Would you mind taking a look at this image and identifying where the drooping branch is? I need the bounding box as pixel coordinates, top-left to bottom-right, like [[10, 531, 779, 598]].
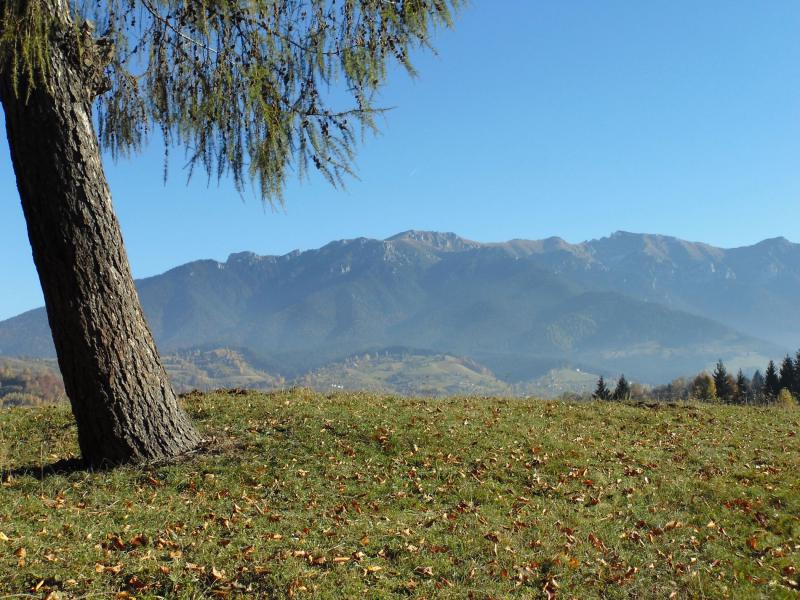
[[3, 0, 462, 201]]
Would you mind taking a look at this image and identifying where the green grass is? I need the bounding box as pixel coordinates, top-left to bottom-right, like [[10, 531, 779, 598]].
[[0, 391, 798, 599]]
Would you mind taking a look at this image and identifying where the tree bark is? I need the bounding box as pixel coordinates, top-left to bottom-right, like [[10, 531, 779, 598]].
[[0, 7, 201, 466]]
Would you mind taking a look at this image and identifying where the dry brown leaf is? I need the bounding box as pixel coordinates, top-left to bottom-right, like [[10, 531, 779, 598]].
[[127, 575, 148, 590], [95, 562, 124, 574], [109, 535, 126, 550]]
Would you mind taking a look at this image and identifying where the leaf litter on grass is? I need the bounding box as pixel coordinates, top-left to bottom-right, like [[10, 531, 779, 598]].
[[0, 390, 797, 598]]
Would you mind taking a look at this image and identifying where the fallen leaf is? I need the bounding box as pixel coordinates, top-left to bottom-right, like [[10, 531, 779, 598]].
[[127, 575, 147, 590]]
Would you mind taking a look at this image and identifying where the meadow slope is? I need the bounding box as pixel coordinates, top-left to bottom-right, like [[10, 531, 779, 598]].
[[0, 391, 798, 598]]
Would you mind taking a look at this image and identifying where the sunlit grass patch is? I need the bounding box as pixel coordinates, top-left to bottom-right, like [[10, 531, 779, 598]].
[[1, 391, 798, 598]]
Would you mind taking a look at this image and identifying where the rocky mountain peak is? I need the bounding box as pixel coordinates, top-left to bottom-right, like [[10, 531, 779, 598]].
[[387, 230, 480, 252], [227, 251, 264, 264]]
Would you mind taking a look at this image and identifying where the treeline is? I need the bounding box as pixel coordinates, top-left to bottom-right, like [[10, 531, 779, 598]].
[[591, 374, 637, 402], [0, 359, 66, 407], [593, 350, 800, 406]]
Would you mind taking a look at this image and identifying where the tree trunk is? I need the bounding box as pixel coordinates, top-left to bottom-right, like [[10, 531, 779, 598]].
[[0, 8, 201, 466]]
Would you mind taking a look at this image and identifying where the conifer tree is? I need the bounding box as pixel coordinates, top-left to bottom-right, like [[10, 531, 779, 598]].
[[779, 355, 795, 395], [751, 369, 765, 405], [764, 360, 780, 402], [735, 369, 749, 405], [712, 359, 733, 403], [612, 374, 631, 401], [0, 0, 461, 466], [593, 376, 612, 401], [793, 349, 800, 399]]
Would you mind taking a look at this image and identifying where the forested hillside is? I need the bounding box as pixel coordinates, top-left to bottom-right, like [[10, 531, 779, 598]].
[[1, 231, 791, 385], [0, 357, 64, 407]]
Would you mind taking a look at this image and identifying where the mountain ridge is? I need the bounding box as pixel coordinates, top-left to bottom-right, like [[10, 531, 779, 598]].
[[1, 230, 794, 384]]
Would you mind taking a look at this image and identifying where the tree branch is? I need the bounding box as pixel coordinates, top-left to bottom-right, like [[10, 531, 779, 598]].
[[139, 0, 217, 55]]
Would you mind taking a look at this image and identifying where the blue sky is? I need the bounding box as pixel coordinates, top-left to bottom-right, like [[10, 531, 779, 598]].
[[2, 1, 799, 320]]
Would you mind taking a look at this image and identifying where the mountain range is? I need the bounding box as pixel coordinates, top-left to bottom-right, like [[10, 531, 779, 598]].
[[1, 230, 797, 389]]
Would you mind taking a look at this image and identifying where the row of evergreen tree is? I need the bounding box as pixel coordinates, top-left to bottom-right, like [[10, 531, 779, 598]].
[[592, 374, 631, 402], [699, 351, 800, 404], [592, 349, 800, 405]]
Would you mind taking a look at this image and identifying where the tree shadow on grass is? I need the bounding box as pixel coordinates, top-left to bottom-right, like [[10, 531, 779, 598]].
[[3, 457, 87, 481], [2, 438, 226, 481]]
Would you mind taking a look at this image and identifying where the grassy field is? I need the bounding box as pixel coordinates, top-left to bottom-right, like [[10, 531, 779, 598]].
[[0, 391, 798, 599]]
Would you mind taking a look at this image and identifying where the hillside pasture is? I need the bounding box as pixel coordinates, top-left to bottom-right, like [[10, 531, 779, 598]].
[[0, 391, 797, 598]]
